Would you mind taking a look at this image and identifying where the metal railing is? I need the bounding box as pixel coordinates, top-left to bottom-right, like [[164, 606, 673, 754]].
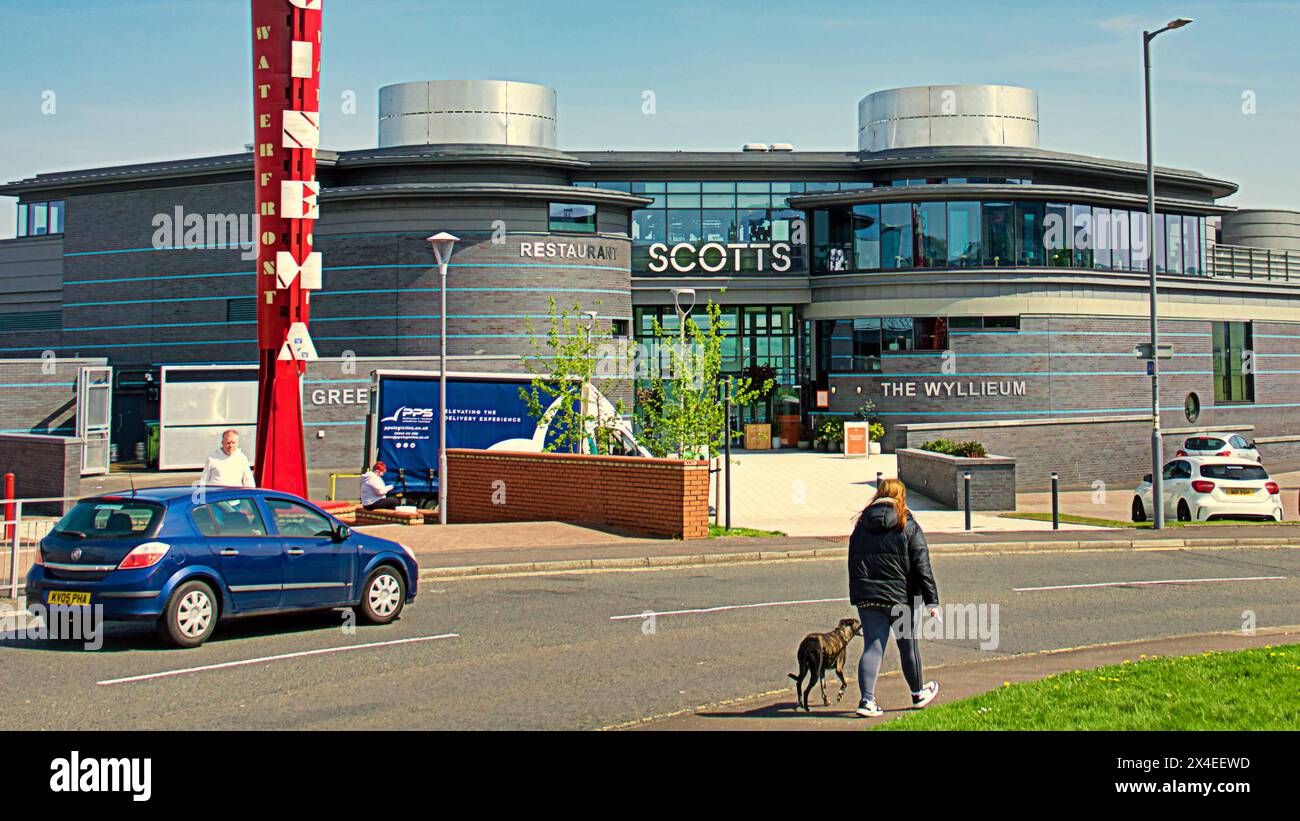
[[327, 473, 363, 501], [2, 497, 71, 599], [1207, 242, 1300, 282]]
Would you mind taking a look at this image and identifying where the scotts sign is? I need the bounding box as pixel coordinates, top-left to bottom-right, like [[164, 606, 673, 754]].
[[250, 0, 324, 495], [646, 242, 794, 274]]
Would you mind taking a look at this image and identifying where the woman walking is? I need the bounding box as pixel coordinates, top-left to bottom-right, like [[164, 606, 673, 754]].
[[848, 478, 940, 717]]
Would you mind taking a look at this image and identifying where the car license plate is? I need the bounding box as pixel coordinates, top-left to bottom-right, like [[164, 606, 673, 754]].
[[1225, 488, 1255, 496], [46, 591, 91, 606]]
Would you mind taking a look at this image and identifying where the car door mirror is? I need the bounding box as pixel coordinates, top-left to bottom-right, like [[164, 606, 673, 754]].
[[1143, 473, 1152, 484], [333, 525, 351, 542]]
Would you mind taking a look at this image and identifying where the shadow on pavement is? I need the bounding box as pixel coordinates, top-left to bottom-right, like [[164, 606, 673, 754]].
[[0, 607, 355, 654]]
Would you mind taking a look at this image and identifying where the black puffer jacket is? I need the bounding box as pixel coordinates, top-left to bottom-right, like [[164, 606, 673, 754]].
[[847, 500, 939, 607]]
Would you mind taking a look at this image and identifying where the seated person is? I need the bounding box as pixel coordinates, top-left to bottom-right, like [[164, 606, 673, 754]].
[[359, 461, 400, 511]]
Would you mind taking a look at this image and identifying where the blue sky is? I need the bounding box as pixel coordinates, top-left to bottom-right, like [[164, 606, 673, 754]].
[[1, 0, 1297, 238]]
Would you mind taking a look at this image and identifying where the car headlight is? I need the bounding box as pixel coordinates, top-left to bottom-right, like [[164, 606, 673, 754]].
[[398, 542, 417, 562]]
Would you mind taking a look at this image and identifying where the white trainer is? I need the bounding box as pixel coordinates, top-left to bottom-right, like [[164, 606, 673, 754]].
[[911, 680, 939, 708]]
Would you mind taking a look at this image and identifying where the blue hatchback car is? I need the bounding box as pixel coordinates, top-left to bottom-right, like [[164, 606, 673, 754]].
[[26, 487, 419, 647]]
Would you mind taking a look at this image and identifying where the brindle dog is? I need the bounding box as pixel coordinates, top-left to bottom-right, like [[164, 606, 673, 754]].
[[788, 618, 862, 711]]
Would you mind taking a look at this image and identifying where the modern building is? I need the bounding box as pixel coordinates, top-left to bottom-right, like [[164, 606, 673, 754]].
[[3, 80, 1300, 487]]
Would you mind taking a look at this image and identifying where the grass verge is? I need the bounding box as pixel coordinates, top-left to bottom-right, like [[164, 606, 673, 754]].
[[1002, 512, 1299, 529], [876, 643, 1300, 730], [708, 524, 786, 538]]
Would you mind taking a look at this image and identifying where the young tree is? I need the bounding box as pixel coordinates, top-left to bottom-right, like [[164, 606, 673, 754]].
[[635, 299, 771, 459], [519, 298, 628, 454]]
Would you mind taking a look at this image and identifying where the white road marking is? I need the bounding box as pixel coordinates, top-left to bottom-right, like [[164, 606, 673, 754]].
[[1014, 576, 1286, 593], [609, 597, 848, 621], [96, 633, 460, 686]]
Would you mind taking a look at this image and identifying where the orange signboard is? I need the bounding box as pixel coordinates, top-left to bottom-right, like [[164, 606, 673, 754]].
[[843, 421, 870, 457]]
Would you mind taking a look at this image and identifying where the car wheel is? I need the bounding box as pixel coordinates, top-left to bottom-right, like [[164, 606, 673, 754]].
[[1128, 496, 1149, 522], [355, 565, 405, 625], [1177, 499, 1192, 523], [157, 579, 218, 648], [1131, 497, 1146, 523]]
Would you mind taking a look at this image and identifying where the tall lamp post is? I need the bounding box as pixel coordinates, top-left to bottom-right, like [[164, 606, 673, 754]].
[[1143, 17, 1192, 530], [669, 288, 696, 456], [427, 232, 459, 525]]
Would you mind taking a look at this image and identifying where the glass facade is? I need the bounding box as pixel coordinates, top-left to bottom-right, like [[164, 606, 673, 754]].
[[633, 303, 797, 384], [812, 199, 1208, 277], [576, 177, 1036, 275]]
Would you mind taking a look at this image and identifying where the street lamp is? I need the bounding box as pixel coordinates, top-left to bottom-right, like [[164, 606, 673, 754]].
[[669, 288, 696, 456], [427, 232, 458, 525], [1142, 17, 1192, 530]]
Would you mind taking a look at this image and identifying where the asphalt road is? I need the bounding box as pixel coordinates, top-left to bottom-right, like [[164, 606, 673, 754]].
[[2, 546, 1297, 730]]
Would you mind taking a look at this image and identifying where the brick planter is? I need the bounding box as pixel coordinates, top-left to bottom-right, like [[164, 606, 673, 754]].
[[897, 448, 1017, 511], [445, 449, 710, 539], [0, 433, 83, 514]]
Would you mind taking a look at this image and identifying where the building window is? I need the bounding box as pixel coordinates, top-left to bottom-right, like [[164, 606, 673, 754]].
[[982, 201, 1014, 266], [548, 202, 597, 233], [949, 315, 1020, 332], [1182, 214, 1200, 275], [880, 203, 913, 269], [1046, 203, 1072, 267], [15, 201, 64, 237], [1016, 201, 1045, 266], [1093, 207, 1112, 270], [700, 209, 736, 243], [851, 204, 880, 270], [1212, 321, 1254, 403], [852, 318, 882, 372], [947, 202, 981, 268], [666, 209, 701, 243], [914, 317, 949, 350], [882, 317, 914, 352], [1072, 204, 1093, 268], [1131, 210, 1149, 271], [1167, 215, 1184, 274], [916, 202, 947, 267]]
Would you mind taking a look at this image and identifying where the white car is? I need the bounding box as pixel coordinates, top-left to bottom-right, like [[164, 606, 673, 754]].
[[1133, 456, 1282, 523], [1175, 432, 1262, 463]]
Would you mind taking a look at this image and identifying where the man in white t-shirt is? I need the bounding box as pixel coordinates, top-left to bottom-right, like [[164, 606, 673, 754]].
[[201, 429, 256, 488], [359, 461, 399, 510]]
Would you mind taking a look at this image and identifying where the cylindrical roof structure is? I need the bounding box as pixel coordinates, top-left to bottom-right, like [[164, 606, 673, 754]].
[[378, 80, 558, 149], [1220, 209, 1300, 252], [858, 84, 1039, 152]]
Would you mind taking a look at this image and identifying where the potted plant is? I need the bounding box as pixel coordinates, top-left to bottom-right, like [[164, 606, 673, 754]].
[[868, 421, 885, 455], [817, 418, 845, 452]]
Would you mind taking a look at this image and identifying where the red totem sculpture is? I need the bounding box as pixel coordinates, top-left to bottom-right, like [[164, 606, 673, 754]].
[[250, 0, 323, 494]]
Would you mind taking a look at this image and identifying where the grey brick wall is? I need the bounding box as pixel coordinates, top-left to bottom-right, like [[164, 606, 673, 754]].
[[826, 313, 1300, 464], [896, 448, 1017, 510], [0, 358, 106, 437], [0, 433, 82, 512], [899, 418, 1262, 492]]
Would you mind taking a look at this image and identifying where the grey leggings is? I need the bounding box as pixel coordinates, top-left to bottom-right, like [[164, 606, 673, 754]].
[[856, 606, 924, 702]]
